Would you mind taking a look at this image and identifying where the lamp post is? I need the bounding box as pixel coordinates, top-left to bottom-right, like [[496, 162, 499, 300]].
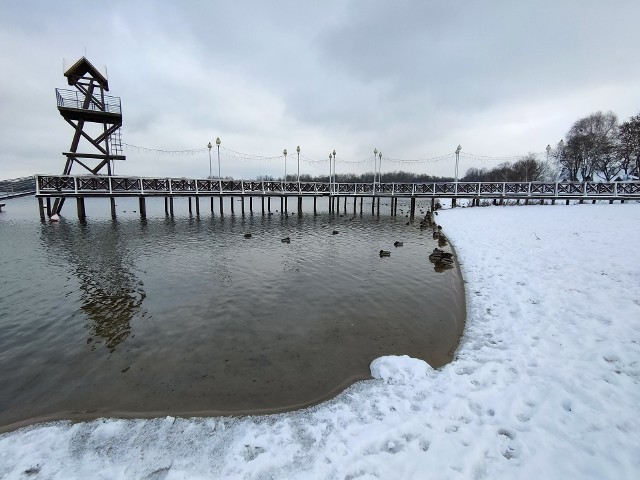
[[545, 144, 551, 182], [378, 151, 382, 184], [296, 146, 300, 183], [373, 148, 378, 185], [328, 153, 333, 191], [207, 142, 212, 178], [283, 149, 288, 182], [332, 149, 337, 192], [455, 145, 462, 183], [215, 137, 221, 179]]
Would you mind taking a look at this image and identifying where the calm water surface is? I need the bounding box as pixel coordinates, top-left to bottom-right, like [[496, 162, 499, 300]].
[[0, 195, 464, 429]]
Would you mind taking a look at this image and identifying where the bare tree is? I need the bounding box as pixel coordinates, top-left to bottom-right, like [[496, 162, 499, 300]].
[[556, 111, 619, 181], [617, 113, 640, 179], [462, 167, 487, 182], [512, 154, 547, 181]]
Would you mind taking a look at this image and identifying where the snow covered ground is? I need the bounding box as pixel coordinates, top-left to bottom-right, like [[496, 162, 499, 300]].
[[1, 202, 640, 479]]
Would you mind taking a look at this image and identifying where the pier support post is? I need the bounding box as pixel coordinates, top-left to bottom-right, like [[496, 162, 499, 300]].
[[285, 196, 288, 213], [38, 197, 45, 221], [280, 196, 284, 213], [220, 196, 224, 215], [371, 196, 375, 215], [268, 196, 271, 212], [195, 196, 200, 215], [230, 196, 235, 214], [410, 197, 416, 220], [360, 196, 363, 214], [376, 197, 380, 216], [169, 197, 174, 216], [188, 197, 192, 214], [298, 196, 302, 214], [139, 197, 147, 218], [76, 197, 86, 220], [250, 196, 253, 213], [452, 198, 457, 208], [261, 197, 265, 215], [164, 197, 168, 215], [241, 197, 245, 215], [211, 197, 214, 213], [110, 197, 116, 218], [353, 197, 357, 215], [314, 196, 317, 215], [46, 198, 52, 217]]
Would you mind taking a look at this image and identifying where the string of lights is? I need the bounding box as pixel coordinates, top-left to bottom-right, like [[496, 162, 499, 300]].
[[122, 142, 207, 155], [122, 142, 543, 166]]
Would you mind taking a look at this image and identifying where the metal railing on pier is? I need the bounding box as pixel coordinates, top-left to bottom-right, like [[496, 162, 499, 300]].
[[0, 176, 36, 199], [35, 174, 640, 199]]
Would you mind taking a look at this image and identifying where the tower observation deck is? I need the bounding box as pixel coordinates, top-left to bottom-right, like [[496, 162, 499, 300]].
[[51, 57, 126, 215]]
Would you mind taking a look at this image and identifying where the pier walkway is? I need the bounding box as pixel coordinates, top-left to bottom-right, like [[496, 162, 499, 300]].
[[35, 174, 640, 220]]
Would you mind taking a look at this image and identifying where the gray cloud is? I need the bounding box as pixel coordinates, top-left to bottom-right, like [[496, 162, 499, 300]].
[[1, 0, 639, 180]]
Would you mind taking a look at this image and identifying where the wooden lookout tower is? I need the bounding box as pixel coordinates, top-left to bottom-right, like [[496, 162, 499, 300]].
[[51, 57, 125, 215]]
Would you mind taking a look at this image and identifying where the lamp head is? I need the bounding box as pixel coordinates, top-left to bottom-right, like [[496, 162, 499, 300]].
[[283, 149, 287, 156], [455, 145, 462, 154], [332, 149, 336, 156], [207, 142, 212, 150], [297, 146, 300, 153], [216, 137, 221, 146]]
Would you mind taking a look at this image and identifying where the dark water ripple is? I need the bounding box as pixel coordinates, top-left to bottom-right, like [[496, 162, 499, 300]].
[[0, 196, 464, 428]]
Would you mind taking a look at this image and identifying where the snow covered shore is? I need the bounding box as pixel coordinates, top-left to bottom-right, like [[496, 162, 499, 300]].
[[1, 203, 639, 479]]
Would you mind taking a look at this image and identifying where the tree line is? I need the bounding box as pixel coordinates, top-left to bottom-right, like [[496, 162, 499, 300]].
[[248, 110, 639, 184], [462, 111, 640, 183], [552, 111, 640, 181]]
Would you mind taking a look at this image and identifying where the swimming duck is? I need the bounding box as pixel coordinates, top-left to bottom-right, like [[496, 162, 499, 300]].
[[394, 241, 403, 247], [281, 237, 291, 243], [332, 230, 339, 235], [379, 250, 391, 257], [244, 233, 252, 238]]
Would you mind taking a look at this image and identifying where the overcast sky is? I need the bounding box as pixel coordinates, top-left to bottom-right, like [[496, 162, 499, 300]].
[[1, 0, 639, 180]]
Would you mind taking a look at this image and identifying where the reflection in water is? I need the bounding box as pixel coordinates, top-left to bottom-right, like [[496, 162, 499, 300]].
[[0, 196, 464, 428], [40, 220, 146, 351]]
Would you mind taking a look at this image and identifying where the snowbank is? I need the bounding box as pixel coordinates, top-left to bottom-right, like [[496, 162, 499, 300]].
[[1, 203, 639, 479]]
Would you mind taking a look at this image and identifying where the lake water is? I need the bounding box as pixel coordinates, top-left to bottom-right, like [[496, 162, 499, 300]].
[[0, 195, 465, 430]]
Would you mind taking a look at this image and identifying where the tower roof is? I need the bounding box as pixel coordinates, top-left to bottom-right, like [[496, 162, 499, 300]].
[[64, 57, 109, 91]]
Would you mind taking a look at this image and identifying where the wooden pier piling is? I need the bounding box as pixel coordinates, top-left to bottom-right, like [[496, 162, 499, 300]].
[[139, 197, 146, 217], [38, 197, 45, 221], [76, 197, 86, 220]]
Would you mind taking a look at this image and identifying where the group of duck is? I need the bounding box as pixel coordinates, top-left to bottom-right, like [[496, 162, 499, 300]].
[[379, 241, 403, 257], [243, 210, 454, 267]]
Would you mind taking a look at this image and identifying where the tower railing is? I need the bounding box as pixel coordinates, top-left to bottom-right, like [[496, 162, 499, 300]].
[[55, 88, 122, 115]]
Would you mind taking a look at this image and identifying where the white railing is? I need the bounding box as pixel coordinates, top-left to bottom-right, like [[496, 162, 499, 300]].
[[35, 175, 640, 198]]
